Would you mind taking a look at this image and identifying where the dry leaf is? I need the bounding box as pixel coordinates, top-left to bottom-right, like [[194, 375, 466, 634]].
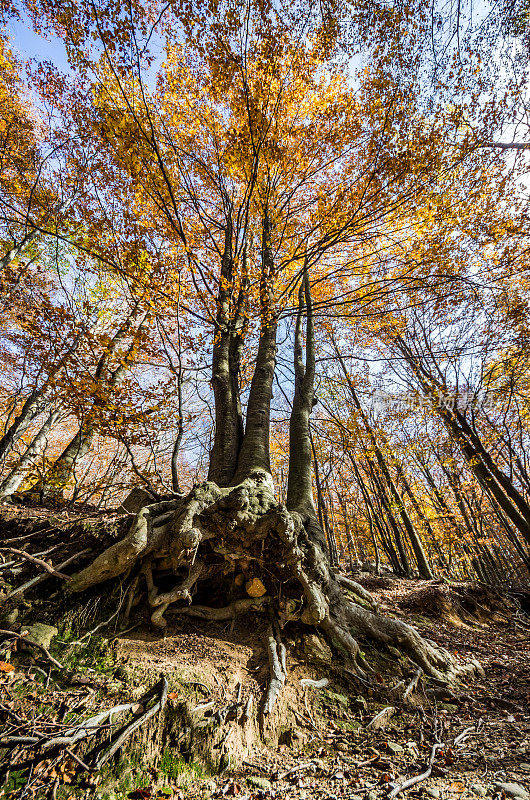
[[0, 661, 15, 673]]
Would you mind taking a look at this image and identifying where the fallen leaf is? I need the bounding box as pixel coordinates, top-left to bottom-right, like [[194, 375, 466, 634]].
[[128, 788, 152, 799], [0, 661, 14, 673]]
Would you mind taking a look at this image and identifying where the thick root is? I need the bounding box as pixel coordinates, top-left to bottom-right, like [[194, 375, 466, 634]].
[[263, 620, 287, 714], [67, 473, 480, 686], [147, 559, 205, 628], [344, 601, 483, 683], [172, 596, 270, 620], [337, 574, 380, 611]]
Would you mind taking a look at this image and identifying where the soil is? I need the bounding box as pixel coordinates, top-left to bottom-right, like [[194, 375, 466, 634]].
[[0, 505, 529, 800]]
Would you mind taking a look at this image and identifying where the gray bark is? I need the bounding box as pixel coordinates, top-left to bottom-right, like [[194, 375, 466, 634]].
[[208, 221, 246, 486], [232, 217, 276, 484], [0, 407, 64, 499]]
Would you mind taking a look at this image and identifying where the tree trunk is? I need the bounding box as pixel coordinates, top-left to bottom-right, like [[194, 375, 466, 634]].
[[0, 407, 64, 500]]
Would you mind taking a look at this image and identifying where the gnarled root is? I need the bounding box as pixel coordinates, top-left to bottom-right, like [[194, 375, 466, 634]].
[[344, 601, 483, 683], [66, 473, 480, 687], [337, 574, 380, 611], [146, 559, 205, 628], [172, 596, 270, 620]]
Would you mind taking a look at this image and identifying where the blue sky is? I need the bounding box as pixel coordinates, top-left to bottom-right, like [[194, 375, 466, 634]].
[[7, 13, 69, 71]]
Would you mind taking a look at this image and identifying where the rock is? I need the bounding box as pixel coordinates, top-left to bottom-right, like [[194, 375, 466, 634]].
[[117, 487, 154, 514], [247, 777, 272, 790], [387, 742, 404, 755], [471, 785, 488, 797], [246, 578, 267, 598], [0, 608, 18, 626], [494, 784, 529, 800], [367, 791, 378, 800], [424, 789, 440, 799], [303, 633, 333, 665], [25, 623, 57, 649]]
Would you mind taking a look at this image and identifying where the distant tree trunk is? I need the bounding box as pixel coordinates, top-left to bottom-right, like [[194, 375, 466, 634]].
[[333, 342, 433, 579], [0, 407, 63, 500], [396, 337, 530, 547]]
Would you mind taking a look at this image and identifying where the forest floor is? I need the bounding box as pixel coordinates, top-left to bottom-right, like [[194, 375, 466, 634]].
[[0, 505, 529, 800]]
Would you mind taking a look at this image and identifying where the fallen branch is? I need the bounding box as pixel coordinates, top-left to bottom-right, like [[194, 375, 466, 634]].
[[93, 676, 168, 769], [5, 550, 90, 600], [275, 762, 314, 781], [0, 548, 71, 580]]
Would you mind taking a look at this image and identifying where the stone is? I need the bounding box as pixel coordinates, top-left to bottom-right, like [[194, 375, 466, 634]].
[[246, 578, 267, 598], [424, 789, 440, 799], [117, 487, 154, 514], [387, 742, 404, 755], [303, 634, 333, 665], [247, 777, 272, 790], [471, 785, 487, 797], [25, 623, 57, 649], [0, 608, 18, 626], [494, 784, 529, 800], [367, 791, 378, 800]]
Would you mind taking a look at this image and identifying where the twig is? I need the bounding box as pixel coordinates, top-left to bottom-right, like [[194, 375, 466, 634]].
[[0, 630, 63, 669], [93, 677, 168, 769], [276, 762, 313, 781], [403, 668, 423, 702]]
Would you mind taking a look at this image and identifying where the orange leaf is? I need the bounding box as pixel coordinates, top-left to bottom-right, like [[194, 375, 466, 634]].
[[0, 662, 14, 673]]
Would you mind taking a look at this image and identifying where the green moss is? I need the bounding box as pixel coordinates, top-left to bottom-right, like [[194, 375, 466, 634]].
[[159, 751, 205, 782]]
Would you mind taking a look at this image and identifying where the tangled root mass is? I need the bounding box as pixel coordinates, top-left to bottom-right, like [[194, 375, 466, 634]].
[[69, 472, 481, 692]]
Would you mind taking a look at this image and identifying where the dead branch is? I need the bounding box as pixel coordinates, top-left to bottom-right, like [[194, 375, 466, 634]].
[[5, 549, 90, 600], [0, 548, 71, 580], [92, 676, 168, 769]]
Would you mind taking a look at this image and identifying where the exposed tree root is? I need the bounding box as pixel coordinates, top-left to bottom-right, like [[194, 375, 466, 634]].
[[263, 620, 287, 714], [172, 596, 270, 620], [68, 472, 481, 695], [337, 574, 380, 611]]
